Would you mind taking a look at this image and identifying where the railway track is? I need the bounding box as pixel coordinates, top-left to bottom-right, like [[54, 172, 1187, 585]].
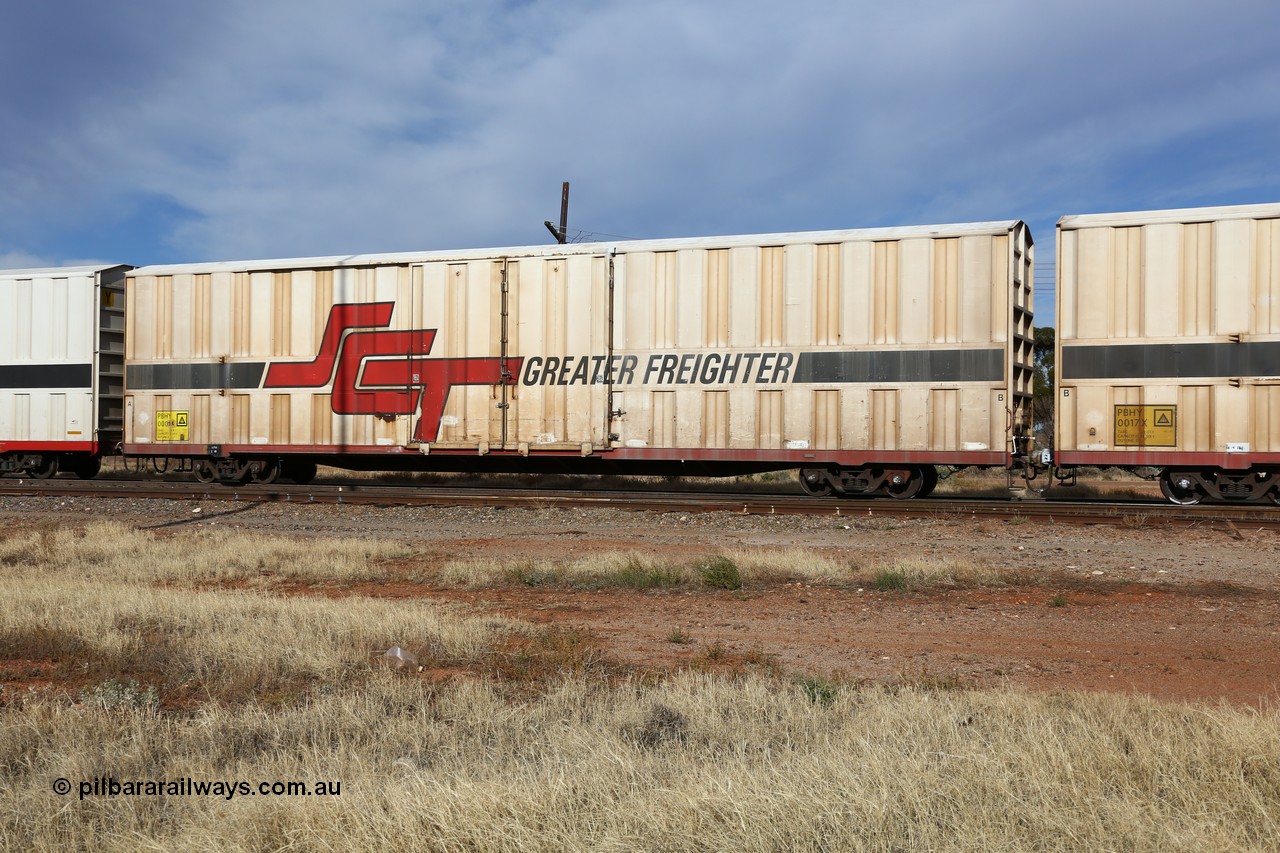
[[2, 477, 1278, 530]]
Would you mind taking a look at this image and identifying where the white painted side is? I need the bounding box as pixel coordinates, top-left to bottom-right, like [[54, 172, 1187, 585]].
[[0, 267, 115, 446]]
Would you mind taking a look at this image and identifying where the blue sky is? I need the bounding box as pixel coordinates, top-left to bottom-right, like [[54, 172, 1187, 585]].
[[3, 1, 1279, 328]]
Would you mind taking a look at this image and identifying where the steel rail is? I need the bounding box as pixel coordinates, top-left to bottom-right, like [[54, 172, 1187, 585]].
[[1, 477, 1278, 530]]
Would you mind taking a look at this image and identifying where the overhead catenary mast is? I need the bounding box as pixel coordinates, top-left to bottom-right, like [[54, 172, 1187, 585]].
[[543, 181, 569, 244]]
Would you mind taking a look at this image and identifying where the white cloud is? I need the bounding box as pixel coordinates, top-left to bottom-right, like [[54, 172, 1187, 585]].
[[0, 251, 52, 270], [2, 0, 1278, 266]]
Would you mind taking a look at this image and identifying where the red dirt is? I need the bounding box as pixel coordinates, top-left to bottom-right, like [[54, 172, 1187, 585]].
[[296, 578, 1280, 706], [3, 491, 1279, 706]]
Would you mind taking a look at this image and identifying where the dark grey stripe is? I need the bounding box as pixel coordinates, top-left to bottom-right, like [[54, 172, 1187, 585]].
[[1062, 342, 1280, 380], [795, 348, 1004, 383], [0, 363, 93, 389], [127, 362, 266, 390]]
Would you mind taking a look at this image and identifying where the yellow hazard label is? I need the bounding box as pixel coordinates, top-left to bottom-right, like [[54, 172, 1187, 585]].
[[1114, 405, 1176, 447], [155, 410, 190, 442]]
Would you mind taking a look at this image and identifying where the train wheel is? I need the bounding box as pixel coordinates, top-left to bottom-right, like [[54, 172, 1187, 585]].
[[884, 467, 926, 500], [29, 456, 59, 479], [1159, 471, 1203, 506], [1270, 487, 1280, 507], [798, 469, 834, 497], [252, 460, 282, 485], [193, 461, 217, 484], [71, 456, 102, 480]]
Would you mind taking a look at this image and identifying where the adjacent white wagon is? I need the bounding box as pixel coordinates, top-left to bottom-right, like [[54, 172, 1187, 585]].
[[1055, 202, 1280, 504], [0, 265, 128, 478]]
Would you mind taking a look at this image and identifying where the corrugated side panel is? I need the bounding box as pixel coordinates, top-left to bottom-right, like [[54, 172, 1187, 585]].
[[508, 254, 611, 450], [1254, 386, 1280, 451], [124, 225, 1022, 459], [609, 229, 1020, 455], [0, 270, 100, 446], [420, 259, 499, 449], [129, 265, 418, 450], [1056, 208, 1280, 456], [128, 255, 613, 453]]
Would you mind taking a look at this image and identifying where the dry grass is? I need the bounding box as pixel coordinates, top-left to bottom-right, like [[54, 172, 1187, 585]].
[[3, 521, 1279, 851], [440, 548, 1023, 594], [0, 523, 512, 706], [869, 556, 1028, 592], [931, 467, 1021, 497], [1047, 481, 1163, 501], [440, 551, 675, 588], [441, 547, 852, 590], [0, 521, 413, 585], [3, 674, 1279, 851], [725, 546, 847, 581]]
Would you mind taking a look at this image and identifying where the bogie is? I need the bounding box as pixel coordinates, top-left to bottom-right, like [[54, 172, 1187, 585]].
[[70, 456, 102, 480], [797, 465, 942, 500], [1159, 471, 1205, 506], [250, 459, 283, 485], [28, 456, 59, 479], [798, 469, 835, 497], [883, 468, 926, 500], [1155, 468, 1278, 506]]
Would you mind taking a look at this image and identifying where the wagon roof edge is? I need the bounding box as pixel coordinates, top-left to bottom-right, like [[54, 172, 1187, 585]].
[[0, 263, 133, 278], [127, 221, 1028, 276], [1058, 202, 1280, 230]]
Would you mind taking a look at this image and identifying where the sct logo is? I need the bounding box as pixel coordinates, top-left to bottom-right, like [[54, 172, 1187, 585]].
[[263, 303, 519, 443]]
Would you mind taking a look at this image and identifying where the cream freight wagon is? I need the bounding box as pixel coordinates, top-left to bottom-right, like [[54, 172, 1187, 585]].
[[1055, 202, 1280, 504], [123, 221, 1034, 496], [0, 265, 128, 478]]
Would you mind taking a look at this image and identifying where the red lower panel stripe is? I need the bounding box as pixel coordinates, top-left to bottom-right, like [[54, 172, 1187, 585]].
[[121, 443, 1008, 466], [0, 441, 98, 453]]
